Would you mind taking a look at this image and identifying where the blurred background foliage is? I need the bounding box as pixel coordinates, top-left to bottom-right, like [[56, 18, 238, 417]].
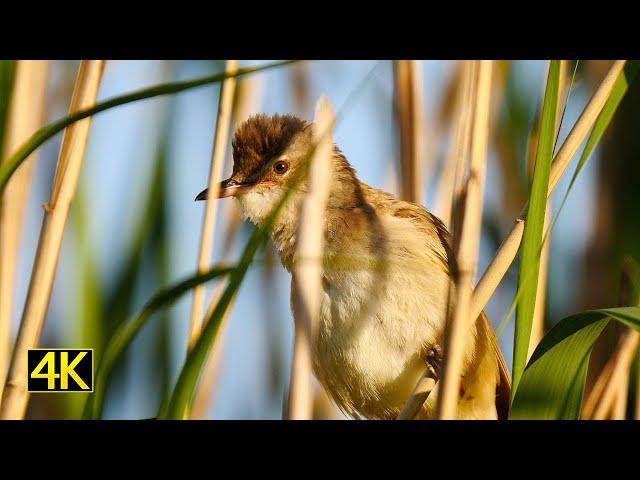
[[1, 60, 638, 419]]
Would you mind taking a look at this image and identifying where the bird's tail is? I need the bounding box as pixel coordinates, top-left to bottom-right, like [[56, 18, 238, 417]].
[[455, 311, 511, 420]]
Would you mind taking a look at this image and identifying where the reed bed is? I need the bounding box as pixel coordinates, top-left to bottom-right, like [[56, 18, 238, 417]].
[[399, 59, 635, 419], [1, 59, 639, 420]]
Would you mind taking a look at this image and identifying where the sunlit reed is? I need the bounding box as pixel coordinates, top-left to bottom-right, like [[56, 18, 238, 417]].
[[0, 61, 49, 404], [286, 96, 335, 419], [187, 60, 239, 352]]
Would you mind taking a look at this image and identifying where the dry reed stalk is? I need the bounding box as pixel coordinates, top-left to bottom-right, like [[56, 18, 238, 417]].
[[189, 74, 264, 419], [187, 60, 238, 351], [0, 60, 104, 419], [397, 370, 439, 420], [398, 62, 476, 419], [0, 61, 49, 403], [393, 60, 425, 204], [581, 346, 616, 417], [436, 60, 492, 420], [582, 330, 640, 420], [468, 60, 626, 325], [611, 374, 629, 420], [450, 63, 478, 244], [433, 61, 475, 230], [435, 61, 463, 131], [286, 96, 334, 420]]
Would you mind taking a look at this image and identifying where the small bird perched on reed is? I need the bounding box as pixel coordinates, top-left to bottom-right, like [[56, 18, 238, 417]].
[[196, 113, 510, 420]]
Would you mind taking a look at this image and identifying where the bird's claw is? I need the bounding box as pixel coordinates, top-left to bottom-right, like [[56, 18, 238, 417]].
[[424, 345, 443, 380]]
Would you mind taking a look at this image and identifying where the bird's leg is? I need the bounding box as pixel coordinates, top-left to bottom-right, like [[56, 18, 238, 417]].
[[424, 344, 443, 380]]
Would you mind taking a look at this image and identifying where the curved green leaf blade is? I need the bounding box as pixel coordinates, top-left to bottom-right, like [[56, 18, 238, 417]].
[[0, 60, 16, 157], [159, 235, 267, 419], [82, 265, 232, 419], [512, 60, 561, 396], [510, 306, 640, 419], [0, 60, 295, 196], [159, 195, 283, 419]]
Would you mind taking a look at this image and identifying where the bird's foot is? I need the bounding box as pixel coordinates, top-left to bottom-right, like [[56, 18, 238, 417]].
[[424, 345, 443, 380]]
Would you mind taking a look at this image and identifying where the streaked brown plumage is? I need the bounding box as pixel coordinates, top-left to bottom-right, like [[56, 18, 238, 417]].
[[197, 113, 510, 419]]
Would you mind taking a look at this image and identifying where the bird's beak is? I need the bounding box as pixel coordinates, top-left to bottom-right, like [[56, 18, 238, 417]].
[[195, 178, 255, 201]]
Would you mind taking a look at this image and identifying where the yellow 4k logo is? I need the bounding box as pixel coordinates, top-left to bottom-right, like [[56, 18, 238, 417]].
[[27, 349, 93, 392]]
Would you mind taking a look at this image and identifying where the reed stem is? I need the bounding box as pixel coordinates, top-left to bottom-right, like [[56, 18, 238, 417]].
[[393, 60, 425, 204], [436, 61, 492, 419], [190, 74, 264, 418], [187, 60, 238, 352], [286, 96, 334, 419], [0, 61, 49, 404]]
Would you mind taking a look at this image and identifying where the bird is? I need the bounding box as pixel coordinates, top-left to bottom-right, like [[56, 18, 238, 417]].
[[196, 113, 510, 420]]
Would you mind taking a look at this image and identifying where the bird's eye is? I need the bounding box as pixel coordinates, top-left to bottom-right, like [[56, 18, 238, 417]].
[[273, 160, 289, 174]]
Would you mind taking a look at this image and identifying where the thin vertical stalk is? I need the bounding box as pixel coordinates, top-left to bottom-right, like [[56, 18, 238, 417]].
[[393, 60, 425, 204], [189, 73, 264, 419], [286, 96, 334, 420], [0, 60, 104, 419], [398, 62, 476, 420], [611, 375, 630, 420], [187, 60, 238, 351], [581, 346, 616, 417], [436, 61, 492, 419], [433, 60, 475, 230], [0, 61, 49, 403]]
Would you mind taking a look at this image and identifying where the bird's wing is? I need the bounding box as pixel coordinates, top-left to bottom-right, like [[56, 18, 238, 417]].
[[385, 196, 513, 418], [360, 184, 512, 418]]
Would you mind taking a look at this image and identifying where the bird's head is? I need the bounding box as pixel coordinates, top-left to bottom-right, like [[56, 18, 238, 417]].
[[196, 113, 356, 228]]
